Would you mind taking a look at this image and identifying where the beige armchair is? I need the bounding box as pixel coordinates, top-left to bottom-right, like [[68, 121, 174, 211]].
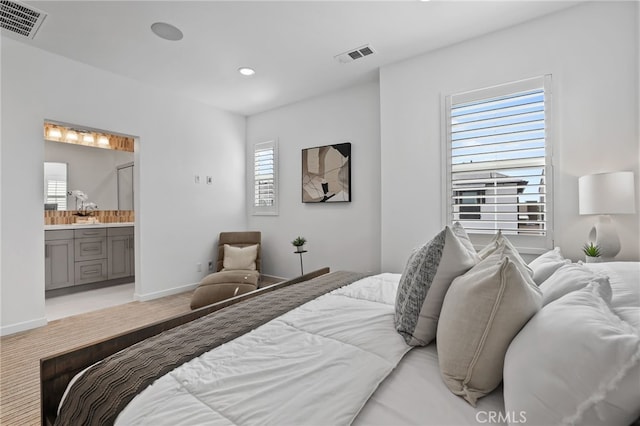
[[190, 231, 262, 310]]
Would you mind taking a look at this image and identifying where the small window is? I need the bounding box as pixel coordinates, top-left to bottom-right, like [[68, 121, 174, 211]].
[[455, 189, 485, 220], [252, 140, 278, 215], [443, 76, 553, 251]]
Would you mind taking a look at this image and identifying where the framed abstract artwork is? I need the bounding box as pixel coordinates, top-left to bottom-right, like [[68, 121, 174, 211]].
[[302, 142, 351, 203]]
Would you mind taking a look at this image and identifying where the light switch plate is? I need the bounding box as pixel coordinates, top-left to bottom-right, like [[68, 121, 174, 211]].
[[194, 175, 200, 184], [206, 176, 213, 185]]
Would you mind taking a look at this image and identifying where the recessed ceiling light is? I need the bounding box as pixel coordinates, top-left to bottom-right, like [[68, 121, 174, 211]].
[[238, 67, 256, 76], [151, 22, 183, 41]]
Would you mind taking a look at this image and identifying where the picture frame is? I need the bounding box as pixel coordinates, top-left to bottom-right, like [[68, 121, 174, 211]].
[[302, 142, 351, 203]]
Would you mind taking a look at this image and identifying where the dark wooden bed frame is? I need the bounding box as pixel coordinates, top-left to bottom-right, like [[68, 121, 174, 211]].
[[40, 267, 330, 426]]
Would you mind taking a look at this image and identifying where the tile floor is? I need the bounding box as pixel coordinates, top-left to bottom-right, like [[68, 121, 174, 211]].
[[45, 282, 135, 321]]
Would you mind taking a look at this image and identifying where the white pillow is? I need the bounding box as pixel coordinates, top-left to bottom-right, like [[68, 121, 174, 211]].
[[451, 221, 476, 254], [477, 231, 533, 278], [437, 248, 542, 406], [527, 247, 571, 285], [539, 262, 610, 306], [503, 281, 640, 426], [395, 225, 479, 346], [222, 244, 258, 271]]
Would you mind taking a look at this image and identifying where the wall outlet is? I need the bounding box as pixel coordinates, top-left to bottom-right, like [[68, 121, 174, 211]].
[[196, 262, 202, 272], [206, 176, 213, 185], [208, 260, 214, 271]]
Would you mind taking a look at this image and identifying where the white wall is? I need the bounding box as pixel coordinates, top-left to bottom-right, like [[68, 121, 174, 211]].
[[247, 82, 381, 278], [380, 1, 639, 271], [1, 38, 247, 335], [45, 140, 134, 211]]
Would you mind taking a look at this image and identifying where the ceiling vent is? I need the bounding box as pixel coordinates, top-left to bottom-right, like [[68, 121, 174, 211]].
[[334, 44, 375, 64], [0, 0, 47, 39]]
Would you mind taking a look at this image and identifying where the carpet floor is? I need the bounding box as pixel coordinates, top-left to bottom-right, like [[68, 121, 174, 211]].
[[0, 289, 195, 425], [0, 275, 284, 426]]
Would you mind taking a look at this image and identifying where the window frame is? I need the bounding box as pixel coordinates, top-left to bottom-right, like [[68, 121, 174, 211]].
[[442, 75, 554, 254], [251, 140, 278, 216]]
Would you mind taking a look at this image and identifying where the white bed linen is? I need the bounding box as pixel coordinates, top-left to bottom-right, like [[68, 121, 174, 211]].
[[116, 273, 411, 425], [585, 262, 640, 331], [354, 344, 506, 426]]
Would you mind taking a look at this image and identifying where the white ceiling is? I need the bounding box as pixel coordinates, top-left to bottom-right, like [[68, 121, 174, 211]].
[[9, 1, 580, 116]]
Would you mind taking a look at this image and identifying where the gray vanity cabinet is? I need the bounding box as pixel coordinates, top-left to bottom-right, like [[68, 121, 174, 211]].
[[107, 227, 134, 279], [45, 230, 75, 290], [45, 226, 134, 292]]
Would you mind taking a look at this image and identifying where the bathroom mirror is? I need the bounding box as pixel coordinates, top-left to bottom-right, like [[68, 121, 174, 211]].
[[44, 140, 134, 211], [44, 162, 68, 210]]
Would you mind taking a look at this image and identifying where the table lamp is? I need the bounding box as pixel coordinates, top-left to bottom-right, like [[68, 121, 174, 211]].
[[578, 171, 636, 260]]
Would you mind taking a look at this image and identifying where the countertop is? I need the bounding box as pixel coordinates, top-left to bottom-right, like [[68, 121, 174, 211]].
[[45, 222, 134, 231]]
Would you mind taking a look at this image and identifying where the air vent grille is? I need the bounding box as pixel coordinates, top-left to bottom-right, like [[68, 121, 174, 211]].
[[0, 0, 46, 39], [335, 44, 376, 64]]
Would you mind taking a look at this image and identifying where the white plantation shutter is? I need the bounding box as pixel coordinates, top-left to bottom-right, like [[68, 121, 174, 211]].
[[444, 76, 553, 252], [46, 179, 67, 210], [252, 140, 278, 215]]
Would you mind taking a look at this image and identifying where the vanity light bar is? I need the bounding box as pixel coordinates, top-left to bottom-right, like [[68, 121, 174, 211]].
[[44, 122, 134, 153]]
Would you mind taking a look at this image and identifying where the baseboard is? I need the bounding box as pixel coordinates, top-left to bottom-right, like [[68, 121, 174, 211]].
[[134, 282, 199, 302], [1, 316, 48, 336]]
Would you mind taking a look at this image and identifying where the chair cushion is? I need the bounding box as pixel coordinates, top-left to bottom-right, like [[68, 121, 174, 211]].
[[190, 282, 257, 310], [199, 270, 259, 287], [223, 244, 259, 271]]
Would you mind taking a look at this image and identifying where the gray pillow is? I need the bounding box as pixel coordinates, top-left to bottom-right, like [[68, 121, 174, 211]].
[[395, 225, 478, 346]]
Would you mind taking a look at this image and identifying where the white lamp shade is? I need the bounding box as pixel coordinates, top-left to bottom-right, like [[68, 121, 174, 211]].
[[578, 171, 636, 215]]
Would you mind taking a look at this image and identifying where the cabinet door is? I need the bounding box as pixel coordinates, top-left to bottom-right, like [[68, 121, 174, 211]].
[[108, 235, 131, 279], [45, 239, 74, 290]]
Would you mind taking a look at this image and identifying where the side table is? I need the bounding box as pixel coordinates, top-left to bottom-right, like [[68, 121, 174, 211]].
[[294, 250, 307, 276]]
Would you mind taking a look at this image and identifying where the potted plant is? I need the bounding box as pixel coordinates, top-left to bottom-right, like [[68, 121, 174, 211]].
[[582, 242, 601, 263], [292, 236, 307, 252]]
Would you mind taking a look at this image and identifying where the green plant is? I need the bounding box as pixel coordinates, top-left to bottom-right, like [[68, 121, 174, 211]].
[[582, 242, 601, 258], [292, 236, 307, 247]]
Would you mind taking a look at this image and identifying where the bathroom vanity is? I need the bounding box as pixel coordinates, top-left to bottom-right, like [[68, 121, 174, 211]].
[[44, 223, 134, 293]]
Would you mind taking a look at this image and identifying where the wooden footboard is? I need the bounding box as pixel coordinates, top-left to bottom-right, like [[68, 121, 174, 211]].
[[40, 267, 330, 426]]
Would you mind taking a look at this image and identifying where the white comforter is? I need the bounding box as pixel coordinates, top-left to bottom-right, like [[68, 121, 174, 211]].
[[116, 273, 410, 425]]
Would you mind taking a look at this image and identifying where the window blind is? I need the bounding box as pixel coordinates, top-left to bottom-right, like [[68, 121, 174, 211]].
[[252, 140, 278, 215], [445, 76, 552, 246], [46, 179, 67, 210]]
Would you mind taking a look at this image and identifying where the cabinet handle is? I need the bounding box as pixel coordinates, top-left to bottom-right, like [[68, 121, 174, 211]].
[[85, 268, 100, 275], [82, 231, 100, 236], [83, 247, 101, 252]]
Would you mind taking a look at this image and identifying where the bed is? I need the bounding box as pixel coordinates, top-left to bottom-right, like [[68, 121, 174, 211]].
[[42, 230, 640, 426]]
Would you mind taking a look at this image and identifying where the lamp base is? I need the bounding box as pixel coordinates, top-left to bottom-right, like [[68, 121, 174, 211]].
[[588, 215, 621, 260]]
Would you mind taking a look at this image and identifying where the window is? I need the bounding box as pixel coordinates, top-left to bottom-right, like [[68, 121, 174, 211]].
[[45, 180, 67, 210], [455, 189, 485, 220], [444, 76, 553, 252], [252, 140, 278, 215]]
